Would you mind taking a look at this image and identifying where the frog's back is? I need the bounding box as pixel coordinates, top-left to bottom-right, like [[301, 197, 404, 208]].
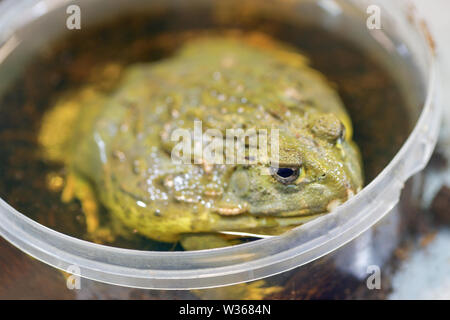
[[119, 34, 352, 134], [39, 34, 363, 242]]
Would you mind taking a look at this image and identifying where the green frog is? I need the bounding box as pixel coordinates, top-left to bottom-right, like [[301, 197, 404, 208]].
[[39, 33, 363, 298]]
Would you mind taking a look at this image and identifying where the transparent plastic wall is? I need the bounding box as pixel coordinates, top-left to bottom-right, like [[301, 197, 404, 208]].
[[0, 0, 441, 298]]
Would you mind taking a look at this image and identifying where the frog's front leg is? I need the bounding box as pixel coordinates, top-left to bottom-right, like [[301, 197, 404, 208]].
[[61, 172, 114, 243], [180, 234, 283, 300]]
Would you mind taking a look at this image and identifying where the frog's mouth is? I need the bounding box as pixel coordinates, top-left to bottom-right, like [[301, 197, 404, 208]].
[[248, 206, 329, 217], [215, 213, 327, 239], [233, 183, 356, 219]]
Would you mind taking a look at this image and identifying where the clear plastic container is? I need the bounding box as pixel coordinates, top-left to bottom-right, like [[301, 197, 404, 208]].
[[0, 0, 442, 297]]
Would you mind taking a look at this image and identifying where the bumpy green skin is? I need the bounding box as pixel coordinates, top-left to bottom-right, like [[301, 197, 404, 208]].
[[41, 35, 363, 244]]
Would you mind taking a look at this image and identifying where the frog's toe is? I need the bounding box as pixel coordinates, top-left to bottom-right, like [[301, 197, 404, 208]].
[[87, 227, 116, 244], [61, 172, 101, 235], [193, 281, 283, 300], [236, 281, 283, 300]]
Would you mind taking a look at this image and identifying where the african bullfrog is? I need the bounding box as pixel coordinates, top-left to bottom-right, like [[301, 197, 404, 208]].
[[39, 33, 363, 250]]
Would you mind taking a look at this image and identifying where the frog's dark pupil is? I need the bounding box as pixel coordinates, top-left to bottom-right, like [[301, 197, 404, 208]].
[[276, 168, 295, 178]]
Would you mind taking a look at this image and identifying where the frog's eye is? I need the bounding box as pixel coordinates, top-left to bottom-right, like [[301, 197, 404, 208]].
[[271, 167, 300, 184]]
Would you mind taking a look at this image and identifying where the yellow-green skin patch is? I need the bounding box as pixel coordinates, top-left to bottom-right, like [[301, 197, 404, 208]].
[[40, 35, 363, 244]]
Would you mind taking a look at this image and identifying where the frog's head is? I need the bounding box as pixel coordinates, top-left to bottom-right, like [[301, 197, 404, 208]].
[[216, 111, 363, 218]]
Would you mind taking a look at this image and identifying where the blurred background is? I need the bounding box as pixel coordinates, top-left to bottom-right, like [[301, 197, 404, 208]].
[[390, 0, 450, 299]]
